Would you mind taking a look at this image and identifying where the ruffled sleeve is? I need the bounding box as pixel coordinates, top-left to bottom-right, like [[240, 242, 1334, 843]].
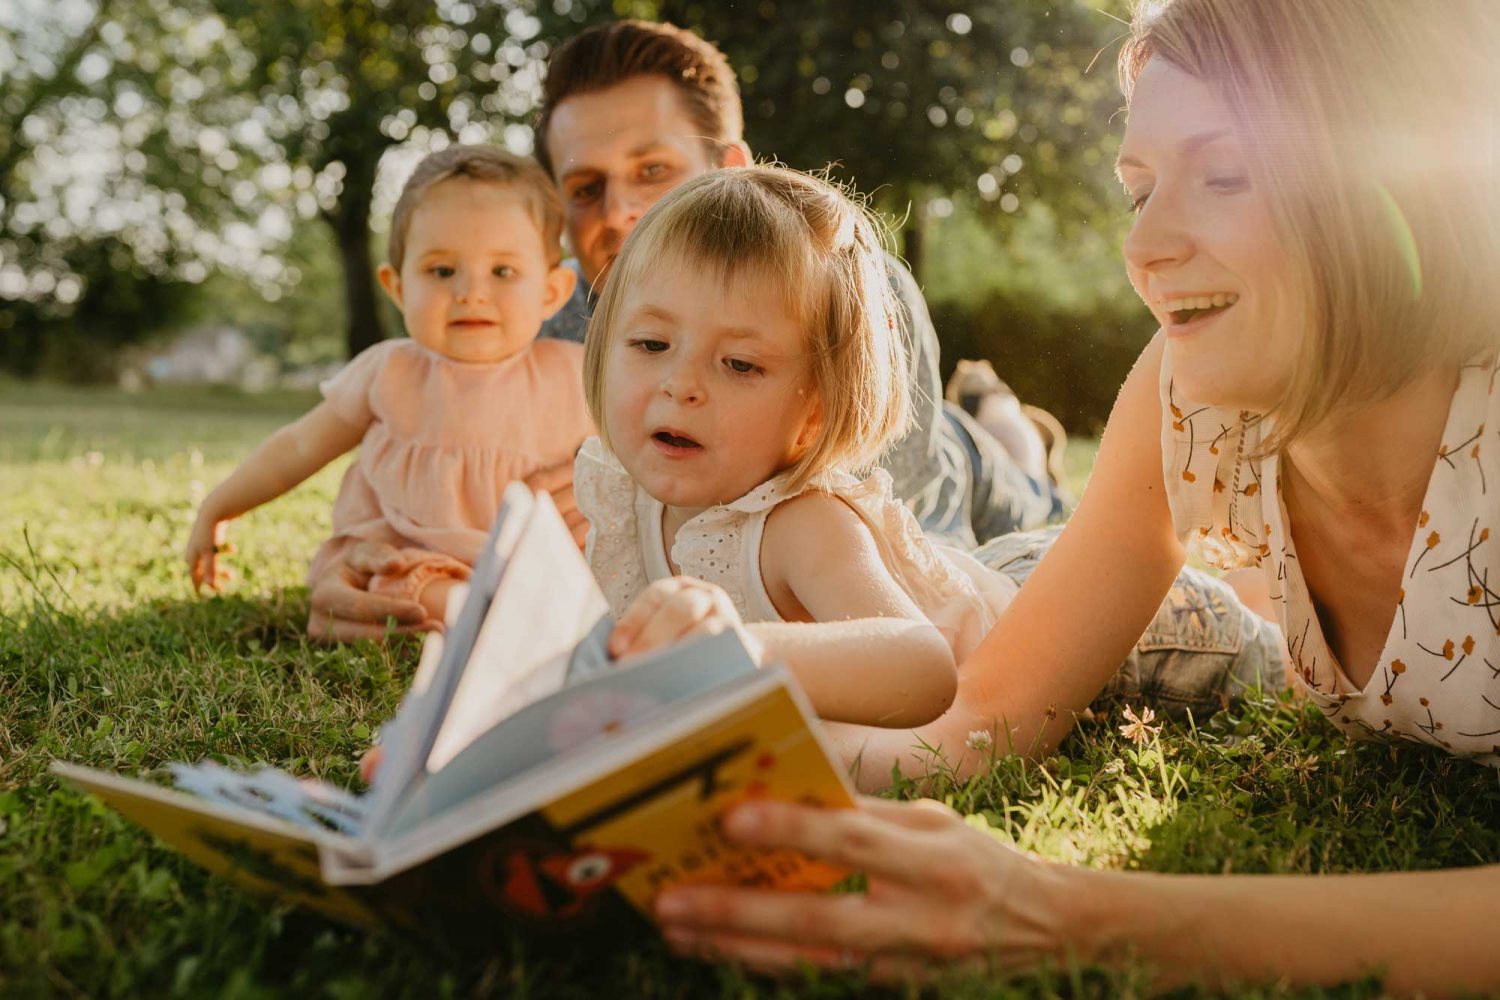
[[319, 339, 401, 428], [1158, 348, 1270, 570], [574, 436, 650, 617]]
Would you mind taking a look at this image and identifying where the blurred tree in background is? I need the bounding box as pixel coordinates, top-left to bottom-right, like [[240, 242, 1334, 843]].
[[1, 0, 1150, 429], [0, 0, 275, 377]]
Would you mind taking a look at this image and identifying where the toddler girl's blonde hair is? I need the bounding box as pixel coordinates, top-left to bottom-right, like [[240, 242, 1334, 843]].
[[584, 165, 912, 493], [1121, 0, 1500, 450]]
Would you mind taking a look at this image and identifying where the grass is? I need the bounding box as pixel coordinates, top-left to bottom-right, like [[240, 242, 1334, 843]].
[[2, 381, 1498, 999]]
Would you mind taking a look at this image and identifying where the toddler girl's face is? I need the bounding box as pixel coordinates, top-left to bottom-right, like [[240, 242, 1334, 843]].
[[379, 177, 571, 365], [602, 257, 823, 510]]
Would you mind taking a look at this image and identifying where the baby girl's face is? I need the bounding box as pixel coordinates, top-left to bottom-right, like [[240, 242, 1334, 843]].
[[602, 257, 822, 511], [379, 178, 573, 365]]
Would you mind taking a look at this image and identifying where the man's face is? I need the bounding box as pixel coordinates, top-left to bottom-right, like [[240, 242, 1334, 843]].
[[545, 75, 730, 288]]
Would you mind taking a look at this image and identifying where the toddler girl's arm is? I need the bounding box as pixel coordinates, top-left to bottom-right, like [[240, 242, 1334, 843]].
[[752, 491, 957, 727], [608, 495, 956, 728], [187, 402, 367, 592]]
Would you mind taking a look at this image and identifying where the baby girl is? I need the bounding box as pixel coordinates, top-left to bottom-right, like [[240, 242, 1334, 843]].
[[187, 145, 593, 627]]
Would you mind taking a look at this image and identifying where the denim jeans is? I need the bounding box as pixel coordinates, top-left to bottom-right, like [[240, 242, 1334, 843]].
[[973, 526, 1287, 721]]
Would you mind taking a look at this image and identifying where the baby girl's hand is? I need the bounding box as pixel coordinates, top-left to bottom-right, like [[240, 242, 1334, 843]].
[[185, 510, 234, 593], [524, 459, 588, 551], [608, 576, 764, 664]]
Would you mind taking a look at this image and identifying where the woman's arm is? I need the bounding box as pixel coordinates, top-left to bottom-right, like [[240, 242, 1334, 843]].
[[655, 797, 1500, 998], [187, 402, 367, 591], [832, 336, 1188, 782]]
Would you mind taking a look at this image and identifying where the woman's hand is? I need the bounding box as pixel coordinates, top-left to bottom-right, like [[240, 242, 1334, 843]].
[[306, 541, 440, 642], [185, 510, 233, 593], [609, 576, 764, 663], [653, 797, 1070, 983]]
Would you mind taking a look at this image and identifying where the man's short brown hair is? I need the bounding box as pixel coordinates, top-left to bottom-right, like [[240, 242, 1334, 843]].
[[535, 20, 744, 177], [387, 145, 565, 271]]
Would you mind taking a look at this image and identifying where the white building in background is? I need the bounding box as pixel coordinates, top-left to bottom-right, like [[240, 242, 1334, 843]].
[[119, 326, 290, 392]]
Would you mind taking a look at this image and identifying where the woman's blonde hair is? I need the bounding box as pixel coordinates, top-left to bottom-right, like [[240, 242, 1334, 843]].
[[583, 165, 911, 492], [1121, 0, 1500, 448]]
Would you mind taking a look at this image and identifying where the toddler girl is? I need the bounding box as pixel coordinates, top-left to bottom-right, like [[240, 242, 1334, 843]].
[[575, 166, 1015, 728], [187, 146, 593, 625]]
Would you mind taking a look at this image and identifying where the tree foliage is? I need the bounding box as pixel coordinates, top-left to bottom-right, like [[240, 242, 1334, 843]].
[[0, 0, 274, 376], [4, 0, 1145, 384]]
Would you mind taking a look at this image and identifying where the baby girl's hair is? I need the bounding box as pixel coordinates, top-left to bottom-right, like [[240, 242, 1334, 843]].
[[386, 145, 566, 271], [584, 165, 911, 493]]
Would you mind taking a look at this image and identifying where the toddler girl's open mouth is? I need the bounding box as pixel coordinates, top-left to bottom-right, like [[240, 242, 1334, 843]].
[[651, 430, 703, 456]]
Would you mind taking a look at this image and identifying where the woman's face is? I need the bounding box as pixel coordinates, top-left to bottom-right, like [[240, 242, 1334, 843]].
[[1118, 57, 1301, 412]]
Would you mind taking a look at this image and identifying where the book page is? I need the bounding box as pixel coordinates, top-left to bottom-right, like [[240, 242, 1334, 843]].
[[380, 629, 757, 838], [51, 763, 379, 927], [361, 486, 531, 837], [424, 489, 609, 773], [166, 761, 367, 836]]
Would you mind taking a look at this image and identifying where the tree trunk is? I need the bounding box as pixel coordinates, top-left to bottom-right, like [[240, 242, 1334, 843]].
[[328, 160, 386, 358]]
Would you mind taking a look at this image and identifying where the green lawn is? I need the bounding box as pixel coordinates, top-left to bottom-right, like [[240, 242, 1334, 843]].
[[2, 382, 1497, 999]]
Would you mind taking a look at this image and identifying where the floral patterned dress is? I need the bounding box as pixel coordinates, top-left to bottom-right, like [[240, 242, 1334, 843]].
[[1162, 353, 1500, 765]]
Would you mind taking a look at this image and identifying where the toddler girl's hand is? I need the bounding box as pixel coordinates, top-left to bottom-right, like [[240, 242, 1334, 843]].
[[185, 511, 234, 593], [609, 576, 764, 664]]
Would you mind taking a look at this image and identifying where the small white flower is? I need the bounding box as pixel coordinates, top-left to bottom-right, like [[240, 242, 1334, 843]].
[[965, 729, 993, 751], [1118, 705, 1162, 745]]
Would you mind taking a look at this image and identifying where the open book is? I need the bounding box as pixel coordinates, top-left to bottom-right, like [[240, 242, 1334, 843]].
[[53, 484, 855, 944]]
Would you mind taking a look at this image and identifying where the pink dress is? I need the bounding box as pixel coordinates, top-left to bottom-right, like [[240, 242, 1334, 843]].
[[307, 338, 593, 595]]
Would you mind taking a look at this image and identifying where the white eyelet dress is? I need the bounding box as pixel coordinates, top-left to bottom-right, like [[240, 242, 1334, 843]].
[[1161, 352, 1500, 765], [573, 437, 1017, 661]]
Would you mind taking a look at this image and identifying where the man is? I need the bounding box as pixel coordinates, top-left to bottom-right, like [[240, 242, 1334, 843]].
[[531, 20, 1060, 547], [306, 22, 1283, 728]]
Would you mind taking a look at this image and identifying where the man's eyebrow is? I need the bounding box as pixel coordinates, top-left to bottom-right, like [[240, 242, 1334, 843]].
[[559, 142, 680, 184], [1115, 129, 1232, 178], [558, 164, 601, 185], [626, 140, 677, 159]]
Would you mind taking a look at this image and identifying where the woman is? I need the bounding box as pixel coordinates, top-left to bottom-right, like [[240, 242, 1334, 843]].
[[650, 0, 1500, 992]]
